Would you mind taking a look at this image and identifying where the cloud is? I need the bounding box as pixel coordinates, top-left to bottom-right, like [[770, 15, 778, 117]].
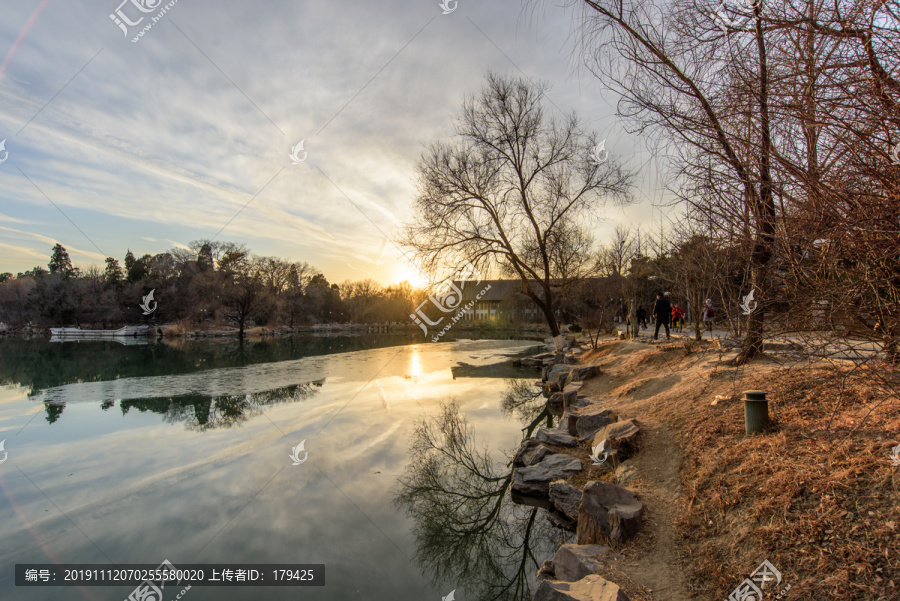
[[165, 239, 193, 252], [0, 225, 106, 262], [0, 212, 34, 225], [0, 240, 47, 262], [0, 0, 657, 282]]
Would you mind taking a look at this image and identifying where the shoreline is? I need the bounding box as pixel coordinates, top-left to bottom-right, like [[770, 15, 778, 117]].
[[0, 321, 559, 341], [505, 332, 898, 600]]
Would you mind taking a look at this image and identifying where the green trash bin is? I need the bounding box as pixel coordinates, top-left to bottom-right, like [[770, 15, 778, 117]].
[[744, 390, 769, 435]]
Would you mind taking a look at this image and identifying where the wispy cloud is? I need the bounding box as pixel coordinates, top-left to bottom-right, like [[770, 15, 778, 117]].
[[0, 224, 106, 262], [0, 212, 34, 225], [0, 240, 47, 263], [0, 0, 657, 281]]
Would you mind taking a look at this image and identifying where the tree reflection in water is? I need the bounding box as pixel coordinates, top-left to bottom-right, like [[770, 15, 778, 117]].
[[395, 396, 559, 601], [501, 379, 553, 436], [118, 380, 324, 431]]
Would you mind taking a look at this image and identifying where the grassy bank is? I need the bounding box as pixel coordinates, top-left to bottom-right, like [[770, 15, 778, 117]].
[[569, 337, 899, 600]]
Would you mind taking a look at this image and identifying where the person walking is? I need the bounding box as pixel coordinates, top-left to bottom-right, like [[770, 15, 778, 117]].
[[652, 291, 671, 340], [702, 298, 715, 333], [636, 306, 648, 330]]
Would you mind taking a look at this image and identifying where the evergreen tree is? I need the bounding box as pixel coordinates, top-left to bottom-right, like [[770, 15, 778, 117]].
[[127, 254, 151, 283], [124, 250, 136, 273], [197, 243, 214, 272], [48, 244, 77, 277], [104, 257, 123, 286]]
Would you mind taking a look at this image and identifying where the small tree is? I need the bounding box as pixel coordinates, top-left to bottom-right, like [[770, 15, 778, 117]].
[[223, 274, 266, 338]]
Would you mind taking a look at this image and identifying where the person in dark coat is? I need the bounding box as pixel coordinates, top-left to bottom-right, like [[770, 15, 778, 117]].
[[652, 291, 671, 340], [636, 306, 648, 330]]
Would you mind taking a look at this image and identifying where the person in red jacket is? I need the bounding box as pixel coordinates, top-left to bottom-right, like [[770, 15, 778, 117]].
[[671, 305, 685, 333]]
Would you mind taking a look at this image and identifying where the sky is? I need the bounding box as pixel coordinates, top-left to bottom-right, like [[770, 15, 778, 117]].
[[0, 0, 672, 286]]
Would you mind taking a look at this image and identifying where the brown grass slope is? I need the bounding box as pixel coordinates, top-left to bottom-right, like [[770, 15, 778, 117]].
[[571, 338, 900, 600]]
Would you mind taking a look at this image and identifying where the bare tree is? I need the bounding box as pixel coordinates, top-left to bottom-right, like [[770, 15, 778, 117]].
[[551, 0, 777, 362], [223, 273, 267, 338], [597, 225, 636, 279], [403, 73, 634, 345]]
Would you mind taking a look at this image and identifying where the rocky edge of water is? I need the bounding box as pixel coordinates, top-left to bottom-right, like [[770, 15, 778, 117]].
[[510, 339, 644, 601]]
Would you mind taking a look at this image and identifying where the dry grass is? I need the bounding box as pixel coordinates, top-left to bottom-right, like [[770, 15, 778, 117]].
[[162, 323, 186, 338], [532, 339, 899, 599], [667, 363, 900, 600]]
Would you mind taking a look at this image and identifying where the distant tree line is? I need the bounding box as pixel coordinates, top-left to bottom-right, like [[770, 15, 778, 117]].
[[0, 240, 426, 336]]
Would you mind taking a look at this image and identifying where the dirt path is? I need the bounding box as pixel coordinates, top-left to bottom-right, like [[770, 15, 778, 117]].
[[609, 419, 692, 601], [577, 342, 697, 600]]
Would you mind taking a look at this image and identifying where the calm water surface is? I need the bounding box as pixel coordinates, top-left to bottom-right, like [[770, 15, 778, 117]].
[[0, 335, 555, 601]]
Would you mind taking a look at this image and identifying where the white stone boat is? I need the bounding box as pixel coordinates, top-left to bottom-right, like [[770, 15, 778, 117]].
[[49, 325, 150, 338]]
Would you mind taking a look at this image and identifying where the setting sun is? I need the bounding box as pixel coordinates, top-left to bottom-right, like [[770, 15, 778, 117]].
[[393, 261, 431, 290]]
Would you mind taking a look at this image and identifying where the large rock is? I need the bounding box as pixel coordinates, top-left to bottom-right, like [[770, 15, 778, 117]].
[[576, 481, 644, 546], [562, 382, 583, 409], [517, 357, 544, 368], [548, 391, 565, 408], [571, 406, 619, 440], [568, 395, 592, 410], [533, 575, 629, 601], [549, 480, 583, 526], [591, 419, 641, 457], [548, 364, 571, 379], [552, 544, 609, 582], [537, 560, 556, 581], [513, 438, 554, 467], [537, 427, 579, 447], [511, 454, 582, 497], [560, 410, 579, 437], [570, 365, 601, 381], [548, 364, 573, 389]]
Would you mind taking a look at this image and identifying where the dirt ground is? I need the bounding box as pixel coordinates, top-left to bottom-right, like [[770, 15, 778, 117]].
[[559, 337, 900, 600]]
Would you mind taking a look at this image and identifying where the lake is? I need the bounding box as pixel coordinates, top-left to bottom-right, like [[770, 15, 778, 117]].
[[0, 335, 559, 601]]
